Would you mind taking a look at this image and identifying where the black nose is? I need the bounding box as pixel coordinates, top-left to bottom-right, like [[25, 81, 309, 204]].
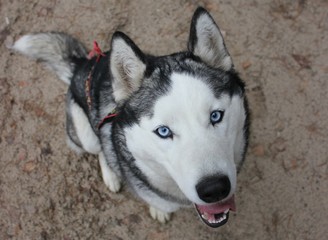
[[196, 175, 231, 203]]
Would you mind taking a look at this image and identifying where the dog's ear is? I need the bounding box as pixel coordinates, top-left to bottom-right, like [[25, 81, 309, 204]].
[[110, 32, 146, 102], [188, 7, 232, 71]]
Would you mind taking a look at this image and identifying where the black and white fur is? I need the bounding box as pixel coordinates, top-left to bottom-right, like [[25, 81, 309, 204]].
[[12, 8, 249, 227]]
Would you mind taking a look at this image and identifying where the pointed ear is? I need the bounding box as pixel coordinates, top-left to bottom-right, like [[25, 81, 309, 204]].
[[188, 7, 233, 71], [110, 32, 146, 102]]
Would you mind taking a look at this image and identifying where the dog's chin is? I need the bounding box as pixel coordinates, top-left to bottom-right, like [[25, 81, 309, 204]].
[[194, 195, 236, 228]]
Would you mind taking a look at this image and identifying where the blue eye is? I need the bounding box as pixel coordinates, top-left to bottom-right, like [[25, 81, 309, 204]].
[[154, 126, 173, 139], [210, 110, 224, 125]]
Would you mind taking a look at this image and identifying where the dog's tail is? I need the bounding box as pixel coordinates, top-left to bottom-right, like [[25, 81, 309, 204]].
[[12, 32, 88, 85]]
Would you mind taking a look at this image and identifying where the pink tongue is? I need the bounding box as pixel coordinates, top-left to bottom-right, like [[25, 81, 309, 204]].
[[197, 195, 236, 214]]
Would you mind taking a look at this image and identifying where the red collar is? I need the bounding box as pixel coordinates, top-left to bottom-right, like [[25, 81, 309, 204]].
[[85, 41, 118, 129], [97, 109, 118, 129]]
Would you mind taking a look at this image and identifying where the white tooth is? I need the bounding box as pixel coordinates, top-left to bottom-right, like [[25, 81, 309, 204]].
[[217, 215, 226, 223], [201, 214, 206, 220], [224, 209, 229, 214]]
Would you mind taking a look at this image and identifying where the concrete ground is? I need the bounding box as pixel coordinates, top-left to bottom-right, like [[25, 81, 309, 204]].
[[0, 0, 327, 239]]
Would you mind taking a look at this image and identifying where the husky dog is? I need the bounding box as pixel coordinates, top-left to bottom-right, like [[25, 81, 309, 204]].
[[12, 7, 249, 228]]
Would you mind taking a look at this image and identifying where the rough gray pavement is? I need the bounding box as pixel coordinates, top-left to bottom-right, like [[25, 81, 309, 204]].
[[1, 0, 327, 239]]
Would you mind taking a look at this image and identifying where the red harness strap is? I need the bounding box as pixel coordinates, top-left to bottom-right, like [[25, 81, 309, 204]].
[[85, 41, 118, 129], [97, 109, 118, 129], [88, 41, 106, 62]]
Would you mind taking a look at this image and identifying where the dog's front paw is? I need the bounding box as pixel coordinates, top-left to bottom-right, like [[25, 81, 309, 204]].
[[99, 152, 122, 193], [149, 206, 171, 223], [103, 169, 121, 193]]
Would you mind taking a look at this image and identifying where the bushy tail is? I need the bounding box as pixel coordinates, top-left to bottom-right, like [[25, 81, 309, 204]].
[[12, 32, 88, 84]]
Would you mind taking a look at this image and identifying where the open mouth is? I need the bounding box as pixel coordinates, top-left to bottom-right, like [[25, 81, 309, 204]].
[[194, 195, 236, 228]]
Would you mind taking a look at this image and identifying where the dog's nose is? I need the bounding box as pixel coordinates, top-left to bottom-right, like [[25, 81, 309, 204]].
[[196, 175, 231, 203]]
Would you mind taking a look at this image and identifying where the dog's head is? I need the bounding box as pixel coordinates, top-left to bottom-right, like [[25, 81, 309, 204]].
[[110, 7, 249, 228]]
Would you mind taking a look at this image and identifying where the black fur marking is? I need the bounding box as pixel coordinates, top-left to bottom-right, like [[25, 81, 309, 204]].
[[237, 96, 250, 173], [70, 52, 114, 132]]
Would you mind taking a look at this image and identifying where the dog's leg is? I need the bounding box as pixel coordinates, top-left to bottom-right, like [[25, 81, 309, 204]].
[[98, 151, 121, 193], [66, 95, 85, 154], [69, 98, 101, 155], [149, 206, 171, 223]]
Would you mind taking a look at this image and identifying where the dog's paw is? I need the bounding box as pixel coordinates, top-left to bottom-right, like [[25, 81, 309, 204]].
[[149, 206, 171, 223], [98, 152, 122, 193], [103, 168, 121, 193]]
